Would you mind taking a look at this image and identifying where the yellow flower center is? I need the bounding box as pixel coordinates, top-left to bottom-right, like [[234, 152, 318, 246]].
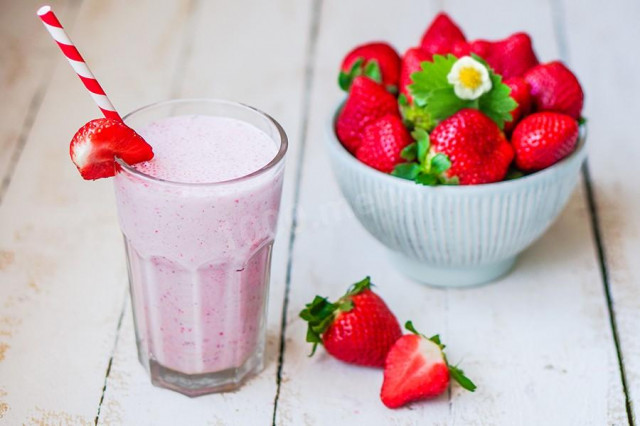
[[458, 66, 483, 90]]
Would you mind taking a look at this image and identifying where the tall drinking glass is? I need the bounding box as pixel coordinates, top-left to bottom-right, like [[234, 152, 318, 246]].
[[113, 99, 287, 396]]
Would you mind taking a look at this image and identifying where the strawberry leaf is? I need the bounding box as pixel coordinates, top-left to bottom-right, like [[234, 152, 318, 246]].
[[430, 154, 451, 174], [338, 58, 365, 91], [425, 88, 475, 121], [449, 364, 477, 392], [392, 163, 421, 180], [409, 54, 458, 107], [338, 72, 351, 92], [364, 60, 382, 84], [345, 276, 372, 296], [299, 296, 337, 355], [404, 321, 422, 336], [416, 173, 438, 186], [412, 128, 430, 163], [400, 143, 417, 161], [477, 72, 517, 129], [505, 168, 525, 180]]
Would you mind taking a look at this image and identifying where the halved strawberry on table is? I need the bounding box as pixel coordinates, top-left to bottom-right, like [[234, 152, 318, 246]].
[[524, 61, 584, 119], [336, 76, 399, 154], [419, 12, 466, 59], [381, 321, 476, 409], [339, 42, 401, 93], [70, 118, 153, 180], [299, 276, 402, 368]]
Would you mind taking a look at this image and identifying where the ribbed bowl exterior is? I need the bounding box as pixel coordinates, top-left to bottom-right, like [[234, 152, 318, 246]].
[[326, 119, 587, 268]]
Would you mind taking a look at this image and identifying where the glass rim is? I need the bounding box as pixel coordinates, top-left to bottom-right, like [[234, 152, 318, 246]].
[[115, 98, 288, 187]]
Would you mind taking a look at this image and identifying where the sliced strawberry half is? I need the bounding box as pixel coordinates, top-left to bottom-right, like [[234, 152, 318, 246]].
[[381, 321, 476, 409], [70, 118, 154, 180]]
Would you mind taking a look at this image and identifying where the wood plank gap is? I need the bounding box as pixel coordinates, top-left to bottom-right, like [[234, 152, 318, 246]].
[[95, 2, 201, 421], [582, 162, 635, 426], [551, 1, 635, 424], [94, 289, 128, 425], [169, 0, 201, 99], [271, 1, 324, 424], [0, 0, 85, 205]]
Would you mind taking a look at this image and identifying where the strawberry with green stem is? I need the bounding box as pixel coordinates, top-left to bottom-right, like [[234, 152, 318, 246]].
[[392, 128, 456, 185], [381, 321, 476, 409], [299, 277, 402, 368], [339, 42, 401, 93]]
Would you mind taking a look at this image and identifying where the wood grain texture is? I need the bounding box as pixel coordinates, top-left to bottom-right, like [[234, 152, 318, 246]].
[[0, 0, 192, 423], [97, 0, 313, 424], [0, 0, 635, 424], [0, 0, 75, 199], [561, 0, 640, 422], [273, 0, 628, 424]]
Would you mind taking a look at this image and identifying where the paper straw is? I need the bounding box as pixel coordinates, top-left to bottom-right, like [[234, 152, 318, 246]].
[[37, 5, 122, 121]]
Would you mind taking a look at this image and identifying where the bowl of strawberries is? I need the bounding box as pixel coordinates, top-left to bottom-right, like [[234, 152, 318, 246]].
[[327, 13, 586, 287]]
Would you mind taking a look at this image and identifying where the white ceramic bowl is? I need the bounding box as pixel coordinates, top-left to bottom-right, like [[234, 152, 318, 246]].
[[326, 111, 587, 287]]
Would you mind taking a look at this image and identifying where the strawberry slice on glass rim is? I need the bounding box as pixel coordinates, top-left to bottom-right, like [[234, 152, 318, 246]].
[[70, 118, 154, 180]]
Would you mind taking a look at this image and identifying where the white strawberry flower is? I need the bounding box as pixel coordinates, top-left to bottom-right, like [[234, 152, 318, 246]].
[[447, 56, 492, 100]]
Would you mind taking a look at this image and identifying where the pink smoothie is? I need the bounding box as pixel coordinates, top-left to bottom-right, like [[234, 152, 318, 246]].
[[113, 115, 283, 376]]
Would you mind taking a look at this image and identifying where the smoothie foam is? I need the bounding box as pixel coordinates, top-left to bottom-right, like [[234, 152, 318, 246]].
[[134, 115, 277, 183], [114, 115, 283, 376]]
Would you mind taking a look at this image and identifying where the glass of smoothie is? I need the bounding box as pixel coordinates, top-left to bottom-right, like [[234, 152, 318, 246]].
[[112, 99, 287, 396]]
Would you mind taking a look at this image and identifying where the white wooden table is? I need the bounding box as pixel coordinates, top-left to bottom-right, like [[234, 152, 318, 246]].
[[0, 0, 638, 424]]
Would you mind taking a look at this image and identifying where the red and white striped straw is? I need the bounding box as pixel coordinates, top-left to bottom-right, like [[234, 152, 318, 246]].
[[37, 5, 122, 121]]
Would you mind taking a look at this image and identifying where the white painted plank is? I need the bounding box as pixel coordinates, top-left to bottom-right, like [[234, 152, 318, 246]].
[[275, 0, 627, 424], [97, 0, 312, 424], [562, 0, 640, 421], [0, 0, 74, 188], [0, 1, 193, 423], [442, 1, 626, 424]]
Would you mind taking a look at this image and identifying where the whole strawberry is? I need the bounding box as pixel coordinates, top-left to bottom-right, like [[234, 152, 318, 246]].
[[336, 76, 399, 154], [429, 109, 514, 185], [339, 42, 401, 92], [381, 322, 475, 409], [524, 61, 584, 119], [357, 115, 412, 173], [299, 277, 402, 368], [399, 47, 430, 103], [503, 77, 532, 134], [462, 33, 538, 79], [419, 13, 466, 58], [512, 112, 579, 171]]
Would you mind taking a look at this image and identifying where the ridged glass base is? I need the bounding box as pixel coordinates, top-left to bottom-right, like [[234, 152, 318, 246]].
[[146, 344, 265, 397]]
